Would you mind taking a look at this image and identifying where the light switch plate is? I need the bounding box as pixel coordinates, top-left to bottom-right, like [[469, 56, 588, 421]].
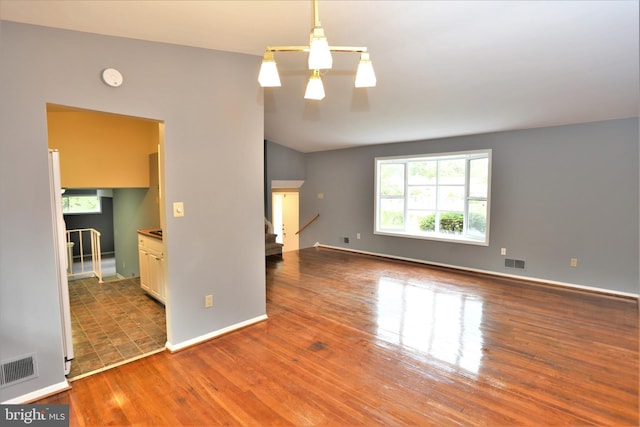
[[173, 202, 184, 217]]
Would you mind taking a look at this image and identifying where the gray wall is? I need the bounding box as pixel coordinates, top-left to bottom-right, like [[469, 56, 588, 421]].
[[0, 21, 265, 402], [298, 118, 639, 294], [264, 140, 306, 220]]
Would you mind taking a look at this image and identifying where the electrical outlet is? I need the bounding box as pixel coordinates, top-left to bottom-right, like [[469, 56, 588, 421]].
[[501, 248, 506, 256], [357, 233, 361, 240], [570, 258, 578, 267], [205, 295, 213, 308]]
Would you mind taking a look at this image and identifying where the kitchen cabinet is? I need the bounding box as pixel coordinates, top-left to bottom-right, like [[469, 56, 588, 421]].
[[138, 231, 165, 304]]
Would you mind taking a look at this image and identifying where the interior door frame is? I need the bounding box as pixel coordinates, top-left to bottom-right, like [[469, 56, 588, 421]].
[[271, 190, 300, 253], [46, 104, 169, 378]]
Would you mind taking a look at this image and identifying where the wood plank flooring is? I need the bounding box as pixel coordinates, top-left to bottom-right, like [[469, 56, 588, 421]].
[[38, 247, 639, 426]]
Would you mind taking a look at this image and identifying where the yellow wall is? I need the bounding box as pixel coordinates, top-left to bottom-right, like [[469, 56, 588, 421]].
[[47, 109, 159, 188]]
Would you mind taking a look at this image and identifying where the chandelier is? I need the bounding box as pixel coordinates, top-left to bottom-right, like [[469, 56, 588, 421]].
[[258, 0, 376, 100]]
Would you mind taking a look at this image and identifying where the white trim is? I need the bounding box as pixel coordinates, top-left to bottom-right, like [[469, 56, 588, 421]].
[[316, 244, 639, 299], [2, 380, 70, 404], [374, 149, 491, 246], [374, 229, 489, 246], [375, 149, 491, 163], [271, 180, 304, 189], [166, 314, 268, 352]]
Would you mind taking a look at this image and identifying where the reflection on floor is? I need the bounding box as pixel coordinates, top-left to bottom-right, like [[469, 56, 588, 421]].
[[68, 276, 166, 380]]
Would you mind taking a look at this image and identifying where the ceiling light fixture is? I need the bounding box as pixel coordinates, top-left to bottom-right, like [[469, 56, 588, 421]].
[[304, 70, 325, 100], [258, 51, 281, 87], [258, 0, 376, 100], [355, 52, 376, 88]]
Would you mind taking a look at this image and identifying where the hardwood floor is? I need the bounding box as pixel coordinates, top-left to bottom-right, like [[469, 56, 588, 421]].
[[38, 247, 638, 426]]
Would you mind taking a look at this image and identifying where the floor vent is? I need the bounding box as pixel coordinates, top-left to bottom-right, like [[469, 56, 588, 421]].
[[505, 258, 526, 269], [0, 353, 38, 388]]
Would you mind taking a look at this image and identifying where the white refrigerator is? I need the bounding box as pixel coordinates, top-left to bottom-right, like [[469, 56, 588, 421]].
[[48, 149, 74, 375]]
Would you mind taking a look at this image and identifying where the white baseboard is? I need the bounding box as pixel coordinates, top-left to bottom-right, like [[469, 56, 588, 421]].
[[316, 244, 639, 299], [2, 380, 71, 404], [166, 314, 268, 353]]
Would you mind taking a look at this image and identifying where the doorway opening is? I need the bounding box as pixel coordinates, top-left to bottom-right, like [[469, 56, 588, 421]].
[[272, 191, 300, 253], [47, 103, 167, 380]]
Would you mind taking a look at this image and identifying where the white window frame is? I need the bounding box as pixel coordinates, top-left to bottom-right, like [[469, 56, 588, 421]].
[[374, 149, 491, 245], [62, 192, 102, 215]]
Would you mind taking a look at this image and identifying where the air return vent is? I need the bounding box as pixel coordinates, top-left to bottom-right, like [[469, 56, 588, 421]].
[[0, 353, 38, 388], [505, 258, 526, 269]]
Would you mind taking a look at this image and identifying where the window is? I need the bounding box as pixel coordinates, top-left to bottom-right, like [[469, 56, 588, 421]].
[[375, 149, 491, 245], [62, 190, 102, 215]]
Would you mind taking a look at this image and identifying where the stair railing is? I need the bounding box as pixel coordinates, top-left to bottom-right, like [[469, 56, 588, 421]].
[[295, 213, 320, 235], [66, 228, 103, 283]]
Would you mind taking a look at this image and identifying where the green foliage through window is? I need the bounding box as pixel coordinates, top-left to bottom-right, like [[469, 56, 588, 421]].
[[62, 194, 101, 214], [418, 212, 487, 234]]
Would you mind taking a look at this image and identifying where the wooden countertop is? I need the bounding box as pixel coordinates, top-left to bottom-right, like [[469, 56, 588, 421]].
[[138, 229, 163, 240]]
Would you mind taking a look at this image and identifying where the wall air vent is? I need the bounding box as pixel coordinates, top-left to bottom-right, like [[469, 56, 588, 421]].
[[0, 353, 38, 388], [505, 258, 526, 270]]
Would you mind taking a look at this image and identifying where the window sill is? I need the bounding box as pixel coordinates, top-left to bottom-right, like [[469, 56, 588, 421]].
[[375, 230, 489, 246]]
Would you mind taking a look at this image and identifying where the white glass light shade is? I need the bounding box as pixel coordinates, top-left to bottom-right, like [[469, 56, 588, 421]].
[[308, 27, 333, 70], [304, 70, 325, 100], [355, 52, 376, 88], [258, 52, 281, 87]]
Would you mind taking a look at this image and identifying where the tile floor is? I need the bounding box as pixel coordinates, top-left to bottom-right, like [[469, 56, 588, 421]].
[[67, 276, 166, 380]]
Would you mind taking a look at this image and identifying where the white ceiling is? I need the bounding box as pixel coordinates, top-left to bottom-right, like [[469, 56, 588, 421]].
[[1, 0, 638, 153]]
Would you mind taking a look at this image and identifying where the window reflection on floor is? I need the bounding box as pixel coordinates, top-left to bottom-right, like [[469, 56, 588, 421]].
[[376, 277, 484, 374]]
